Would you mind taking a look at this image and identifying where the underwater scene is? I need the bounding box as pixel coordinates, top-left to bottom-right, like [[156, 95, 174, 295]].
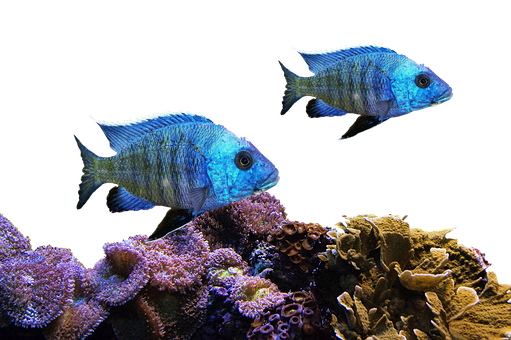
[[1, 1, 510, 340]]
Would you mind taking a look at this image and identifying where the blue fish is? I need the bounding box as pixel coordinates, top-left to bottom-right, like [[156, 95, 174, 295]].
[[280, 46, 453, 138], [75, 113, 279, 240]]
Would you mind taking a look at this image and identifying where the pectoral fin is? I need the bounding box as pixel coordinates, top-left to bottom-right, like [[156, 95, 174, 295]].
[[147, 208, 195, 241], [337, 100, 392, 143], [341, 115, 389, 139], [188, 186, 209, 215]]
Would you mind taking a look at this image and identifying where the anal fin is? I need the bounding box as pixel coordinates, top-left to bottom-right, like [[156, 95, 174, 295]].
[[148, 208, 195, 241], [341, 115, 389, 139], [107, 186, 155, 213]]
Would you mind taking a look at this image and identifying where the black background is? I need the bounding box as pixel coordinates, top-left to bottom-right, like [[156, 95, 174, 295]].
[[0, 21, 511, 286]]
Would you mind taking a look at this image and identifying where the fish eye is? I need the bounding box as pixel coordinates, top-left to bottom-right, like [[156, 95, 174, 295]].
[[415, 74, 431, 88], [235, 151, 253, 171]]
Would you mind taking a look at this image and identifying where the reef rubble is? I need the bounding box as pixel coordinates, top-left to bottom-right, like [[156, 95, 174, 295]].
[[1, 195, 510, 340]]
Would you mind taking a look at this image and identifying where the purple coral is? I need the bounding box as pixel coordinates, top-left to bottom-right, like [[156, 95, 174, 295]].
[[226, 192, 288, 235], [0, 246, 84, 328], [0, 213, 31, 262], [208, 248, 248, 286], [88, 237, 150, 306], [144, 229, 209, 293], [190, 193, 287, 253], [90, 228, 209, 304], [209, 247, 244, 268]]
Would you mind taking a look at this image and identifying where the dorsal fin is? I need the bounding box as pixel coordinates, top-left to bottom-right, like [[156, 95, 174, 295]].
[[299, 46, 397, 74], [95, 113, 213, 152]]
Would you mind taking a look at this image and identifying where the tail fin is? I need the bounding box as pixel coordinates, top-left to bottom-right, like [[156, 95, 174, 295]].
[[279, 61, 303, 115], [75, 136, 103, 209]]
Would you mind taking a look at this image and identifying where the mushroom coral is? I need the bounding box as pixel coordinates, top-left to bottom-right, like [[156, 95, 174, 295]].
[[189, 192, 287, 256], [0, 213, 31, 262], [229, 275, 287, 319], [0, 246, 84, 328]]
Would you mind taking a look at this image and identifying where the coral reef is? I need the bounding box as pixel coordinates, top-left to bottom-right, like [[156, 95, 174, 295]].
[[1, 197, 511, 340]]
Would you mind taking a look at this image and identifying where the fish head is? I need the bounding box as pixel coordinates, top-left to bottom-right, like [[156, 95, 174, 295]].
[[207, 134, 279, 204], [391, 60, 453, 113]]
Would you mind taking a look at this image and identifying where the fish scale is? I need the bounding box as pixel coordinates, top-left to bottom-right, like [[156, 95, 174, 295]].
[[279, 46, 452, 138], [102, 126, 211, 207], [317, 56, 389, 114]]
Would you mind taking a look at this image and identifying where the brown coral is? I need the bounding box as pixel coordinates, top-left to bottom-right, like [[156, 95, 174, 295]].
[[324, 214, 511, 340], [270, 221, 330, 273]]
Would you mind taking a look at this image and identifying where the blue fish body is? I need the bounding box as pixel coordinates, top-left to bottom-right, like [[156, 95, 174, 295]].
[[280, 46, 453, 138], [75, 113, 279, 239]]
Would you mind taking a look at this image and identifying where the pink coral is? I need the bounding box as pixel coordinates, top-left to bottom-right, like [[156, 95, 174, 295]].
[[0, 246, 84, 328], [0, 213, 31, 262], [230, 275, 287, 318]]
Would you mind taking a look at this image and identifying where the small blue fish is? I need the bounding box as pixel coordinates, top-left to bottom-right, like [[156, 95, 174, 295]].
[[75, 113, 279, 239], [280, 46, 453, 138]]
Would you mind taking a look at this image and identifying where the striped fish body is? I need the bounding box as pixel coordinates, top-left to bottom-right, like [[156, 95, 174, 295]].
[[95, 122, 219, 209], [75, 113, 280, 226], [280, 46, 453, 139], [296, 53, 406, 116]]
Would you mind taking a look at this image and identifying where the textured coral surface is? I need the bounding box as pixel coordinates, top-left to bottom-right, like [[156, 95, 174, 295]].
[[1, 198, 510, 340]]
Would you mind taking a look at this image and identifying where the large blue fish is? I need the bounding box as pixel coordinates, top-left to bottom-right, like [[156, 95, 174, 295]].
[[280, 46, 453, 138], [75, 113, 279, 240]]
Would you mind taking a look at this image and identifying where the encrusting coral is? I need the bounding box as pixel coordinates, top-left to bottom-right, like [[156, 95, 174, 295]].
[[1, 199, 511, 340]]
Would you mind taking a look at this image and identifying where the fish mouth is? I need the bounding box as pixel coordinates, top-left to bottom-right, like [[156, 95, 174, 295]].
[[256, 169, 280, 192], [431, 88, 453, 106]]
